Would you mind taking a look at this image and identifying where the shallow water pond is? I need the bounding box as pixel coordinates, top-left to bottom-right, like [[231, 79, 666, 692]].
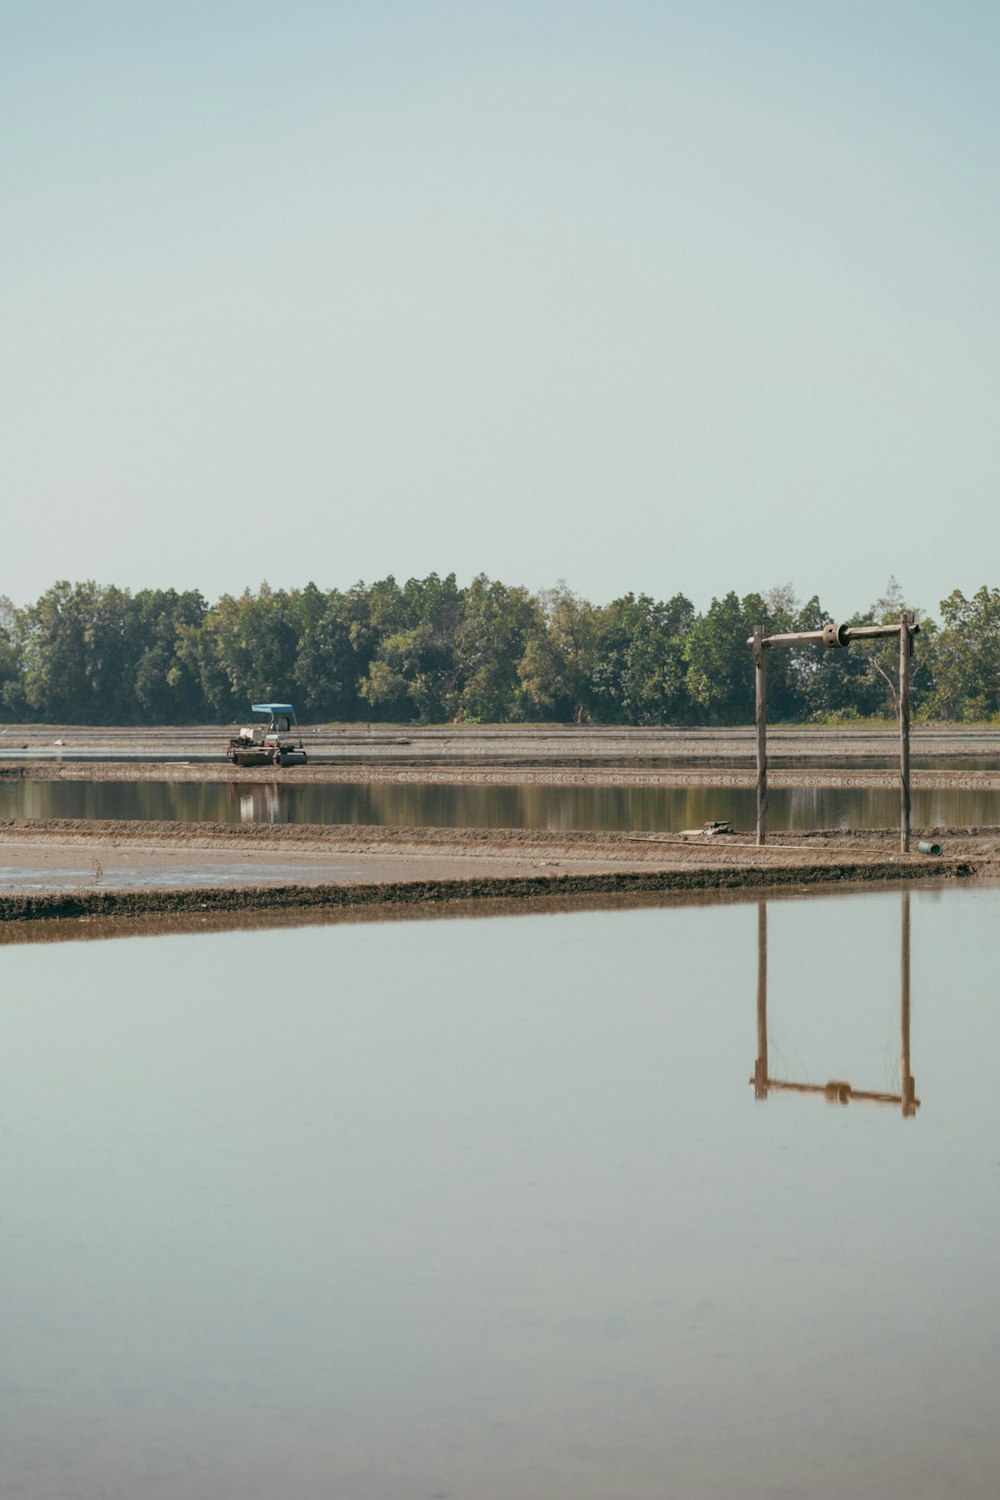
[[2, 776, 997, 829], [2, 884, 999, 1498]]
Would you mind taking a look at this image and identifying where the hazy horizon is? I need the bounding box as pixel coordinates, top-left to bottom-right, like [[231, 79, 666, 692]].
[[5, 3, 999, 612]]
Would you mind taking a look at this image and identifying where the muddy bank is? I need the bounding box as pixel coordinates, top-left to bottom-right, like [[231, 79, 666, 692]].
[[0, 815, 988, 927], [2, 879, 922, 947], [0, 858, 976, 926], [2, 816, 999, 856]]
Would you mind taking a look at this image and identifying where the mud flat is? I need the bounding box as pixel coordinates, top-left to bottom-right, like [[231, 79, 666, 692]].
[[0, 817, 992, 929]]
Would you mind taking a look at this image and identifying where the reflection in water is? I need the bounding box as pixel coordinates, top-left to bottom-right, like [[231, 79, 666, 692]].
[[238, 784, 291, 823], [752, 893, 919, 1117], [1, 777, 997, 831], [4, 888, 1000, 1498]]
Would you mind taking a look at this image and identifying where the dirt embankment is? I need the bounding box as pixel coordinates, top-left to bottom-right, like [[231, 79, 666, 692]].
[[2, 816, 999, 857], [0, 816, 990, 928]]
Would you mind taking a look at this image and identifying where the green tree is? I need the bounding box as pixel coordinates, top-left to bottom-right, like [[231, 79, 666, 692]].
[[195, 583, 301, 718], [455, 575, 542, 722], [0, 596, 25, 718], [132, 589, 209, 722], [804, 579, 931, 721], [925, 586, 1000, 721], [684, 592, 768, 724], [760, 587, 830, 723], [360, 574, 465, 722], [518, 585, 598, 722], [291, 583, 370, 721], [589, 592, 696, 724], [18, 581, 143, 722]]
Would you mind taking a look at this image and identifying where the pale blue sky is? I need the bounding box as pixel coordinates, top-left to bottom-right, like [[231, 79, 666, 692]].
[[4, 1, 998, 614]]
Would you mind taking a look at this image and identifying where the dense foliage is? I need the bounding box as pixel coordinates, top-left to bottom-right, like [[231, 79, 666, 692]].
[[0, 576, 997, 726]]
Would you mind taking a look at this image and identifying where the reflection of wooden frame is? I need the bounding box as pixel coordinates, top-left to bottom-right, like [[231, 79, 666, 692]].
[[747, 615, 918, 852], [751, 894, 919, 1118]]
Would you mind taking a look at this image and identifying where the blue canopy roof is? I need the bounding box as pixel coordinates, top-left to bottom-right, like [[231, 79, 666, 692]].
[[252, 703, 295, 715]]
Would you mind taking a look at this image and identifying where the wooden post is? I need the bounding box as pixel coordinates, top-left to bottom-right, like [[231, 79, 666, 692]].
[[899, 614, 912, 854], [754, 900, 768, 1099], [900, 891, 917, 1117], [752, 625, 767, 847]]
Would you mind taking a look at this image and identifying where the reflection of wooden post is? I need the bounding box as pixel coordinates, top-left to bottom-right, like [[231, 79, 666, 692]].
[[752, 626, 767, 847], [754, 900, 768, 1098], [901, 891, 917, 1116], [900, 614, 912, 854]]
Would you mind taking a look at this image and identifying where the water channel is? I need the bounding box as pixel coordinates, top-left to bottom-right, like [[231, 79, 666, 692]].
[[2, 884, 999, 1498], [2, 777, 998, 830]]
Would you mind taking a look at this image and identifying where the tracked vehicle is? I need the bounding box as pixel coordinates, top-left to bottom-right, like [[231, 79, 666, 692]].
[[226, 703, 308, 768]]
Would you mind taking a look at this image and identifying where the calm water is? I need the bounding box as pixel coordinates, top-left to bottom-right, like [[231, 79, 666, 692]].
[[2, 777, 998, 829], [2, 885, 1000, 1498]]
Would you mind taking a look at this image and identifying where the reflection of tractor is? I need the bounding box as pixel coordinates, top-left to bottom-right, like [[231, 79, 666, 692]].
[[226, 703, 308, 768]]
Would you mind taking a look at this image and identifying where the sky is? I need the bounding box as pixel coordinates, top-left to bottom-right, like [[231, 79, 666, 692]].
[[4, 1, 999, 617]]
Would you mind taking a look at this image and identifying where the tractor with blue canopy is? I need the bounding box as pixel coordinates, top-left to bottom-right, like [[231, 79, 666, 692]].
[[226, 703, 308, 768]]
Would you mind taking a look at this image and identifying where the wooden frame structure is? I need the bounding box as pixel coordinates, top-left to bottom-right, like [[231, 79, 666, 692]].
[[748, 614, 918, 852]]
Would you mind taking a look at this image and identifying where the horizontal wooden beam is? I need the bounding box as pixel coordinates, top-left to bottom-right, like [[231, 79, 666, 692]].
[[759, 1079, 912, 1106], [746, 620, 920, 649]]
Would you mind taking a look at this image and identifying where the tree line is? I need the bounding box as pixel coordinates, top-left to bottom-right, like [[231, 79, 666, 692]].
[[0, 575, 997, 726]]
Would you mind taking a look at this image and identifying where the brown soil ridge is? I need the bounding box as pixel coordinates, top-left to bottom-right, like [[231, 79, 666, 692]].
[[0, 859, 976, 925], [2, 816, 998, 855], [0, 815, 990, 928]]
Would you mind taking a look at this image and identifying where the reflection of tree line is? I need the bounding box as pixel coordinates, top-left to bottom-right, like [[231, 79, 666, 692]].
[[212, 782, 1000, 832], [753, 894, 918, 1118], [222, 784, 763, 831], [5, 780, 999, 831], [14, 780, 268, 824]]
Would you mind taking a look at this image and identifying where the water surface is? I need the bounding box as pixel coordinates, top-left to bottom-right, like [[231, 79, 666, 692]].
[[2, 885, 999, 1497], [2, 777, 997, 829]]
